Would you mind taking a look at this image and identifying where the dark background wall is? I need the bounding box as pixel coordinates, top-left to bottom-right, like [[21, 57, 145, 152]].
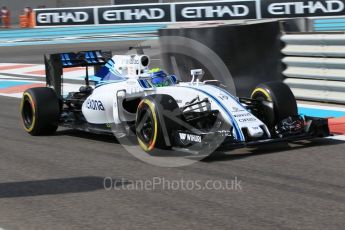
[[159, 21, 284, 97], [57, 0, 112, 7], [114, 0, 210, 3]]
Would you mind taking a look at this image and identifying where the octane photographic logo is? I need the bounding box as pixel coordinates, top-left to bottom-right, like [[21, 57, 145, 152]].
[[106, 36, 236, 167]]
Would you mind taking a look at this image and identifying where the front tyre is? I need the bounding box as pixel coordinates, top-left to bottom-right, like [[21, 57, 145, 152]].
[[251, 82, 298, 129], [135, 95, 181, 153], [20, 87, 60, 136]]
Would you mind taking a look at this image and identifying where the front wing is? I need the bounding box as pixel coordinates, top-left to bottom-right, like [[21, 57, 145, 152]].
[[172, 116, 330, 152]]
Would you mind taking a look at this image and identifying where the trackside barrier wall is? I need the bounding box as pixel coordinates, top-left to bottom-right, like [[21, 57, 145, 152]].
[[34, 0, 345, 27], [282, 33, 345, 104]]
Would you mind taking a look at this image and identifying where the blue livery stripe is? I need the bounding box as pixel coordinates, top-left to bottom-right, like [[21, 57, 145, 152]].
[[138, 80, 145, 88], [182, 86, 245, 141]]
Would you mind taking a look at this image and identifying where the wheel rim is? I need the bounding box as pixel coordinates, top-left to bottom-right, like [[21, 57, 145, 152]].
[[22, 97, 34, 129], [252, 90, 276, 129], [252, 92, 268, 102], [137, 107, 154, 145]]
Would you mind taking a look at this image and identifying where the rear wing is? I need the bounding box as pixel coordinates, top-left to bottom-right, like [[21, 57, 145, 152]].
[[44, 50, 112, 97]]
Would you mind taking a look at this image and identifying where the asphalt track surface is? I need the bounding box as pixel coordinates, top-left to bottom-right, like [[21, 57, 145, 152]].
[[0, 43, 345, 230]]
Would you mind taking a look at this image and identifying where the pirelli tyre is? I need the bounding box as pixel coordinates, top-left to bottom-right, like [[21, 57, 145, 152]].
[[20, 87, 60, 136], [251, 82, 298, 129], [135, 95, 182, 153]]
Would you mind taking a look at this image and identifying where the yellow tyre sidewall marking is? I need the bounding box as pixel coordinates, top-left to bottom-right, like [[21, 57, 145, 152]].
[[137, 99, 158, 152], [21, 92, 36, 132], [251, 88, 272, 102]]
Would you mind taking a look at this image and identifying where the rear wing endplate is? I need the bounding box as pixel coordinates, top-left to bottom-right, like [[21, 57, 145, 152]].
[[44, 50, 112, 97]]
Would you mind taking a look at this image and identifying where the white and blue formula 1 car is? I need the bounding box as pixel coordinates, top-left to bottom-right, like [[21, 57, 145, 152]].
[[20, 50, 329, 154]]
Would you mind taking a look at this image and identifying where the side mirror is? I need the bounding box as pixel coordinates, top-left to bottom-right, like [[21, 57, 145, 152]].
[[190, 69, 204, 83]]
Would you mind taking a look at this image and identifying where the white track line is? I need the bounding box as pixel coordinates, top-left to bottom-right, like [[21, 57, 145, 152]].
[[0, 63, 95, 81], [1, 65, 45, 75], [0, 63, 33, 67], [0, 75, 34, 80], [0, 92, 23, 98], [0, 79, 45, 83], [327, 135, 345, 141]]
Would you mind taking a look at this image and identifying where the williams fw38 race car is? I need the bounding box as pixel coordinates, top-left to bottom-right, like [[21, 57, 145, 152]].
[[20, 50, 330, 154]]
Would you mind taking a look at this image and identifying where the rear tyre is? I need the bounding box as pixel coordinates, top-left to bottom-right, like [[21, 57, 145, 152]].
[[251, 82, 298, 129], [20, 87, 60, 136], [135, 95, 182, 153]]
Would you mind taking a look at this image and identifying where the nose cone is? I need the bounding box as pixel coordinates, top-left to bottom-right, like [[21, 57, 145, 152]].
[[246, 126, 264, 138]]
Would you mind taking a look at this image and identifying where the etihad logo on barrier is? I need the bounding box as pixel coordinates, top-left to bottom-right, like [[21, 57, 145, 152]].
[[267, 0, 344, 15], [37, 12, 90, 24], [102, 8, 166, 21], [181, 5, 250, 19]]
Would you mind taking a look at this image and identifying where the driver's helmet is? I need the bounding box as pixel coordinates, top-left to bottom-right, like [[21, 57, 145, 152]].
[[150, 68, 171, 87]]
